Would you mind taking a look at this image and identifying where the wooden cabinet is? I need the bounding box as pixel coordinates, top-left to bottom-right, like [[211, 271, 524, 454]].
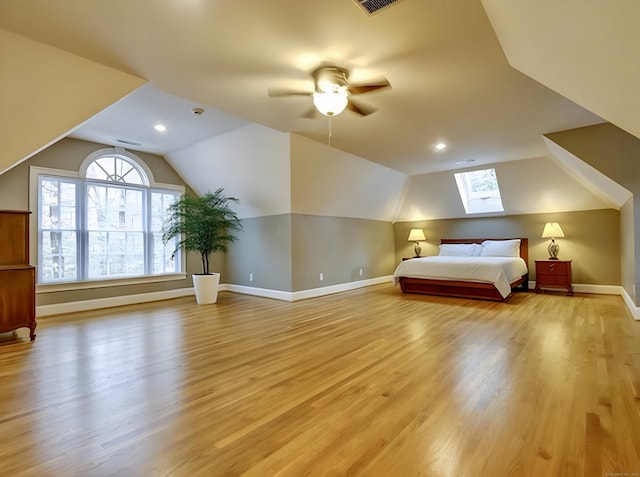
[[535, 260, 573, 296], [0, 210, 36, 340]]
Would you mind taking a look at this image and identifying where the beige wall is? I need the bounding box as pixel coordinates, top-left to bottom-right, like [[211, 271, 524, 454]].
[[290, 134, 406, 221], [546, 123, 640, 300], [396, 157, 612, 221], [621, 199, 636, 301], [394, 209, 621, 286], [291, 215, 395, 292], [165, 124, 292, 219], [226, 214, 293, 291], [226, 214, 395, 293], [0, 137, 197, 306]]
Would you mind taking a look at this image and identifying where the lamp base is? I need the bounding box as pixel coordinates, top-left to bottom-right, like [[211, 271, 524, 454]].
[[547, 240, 559, 260], [414, 243, 422, 257]]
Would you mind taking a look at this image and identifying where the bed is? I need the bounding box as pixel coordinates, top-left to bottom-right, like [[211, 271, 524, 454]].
[[393, 238, 529, 301]]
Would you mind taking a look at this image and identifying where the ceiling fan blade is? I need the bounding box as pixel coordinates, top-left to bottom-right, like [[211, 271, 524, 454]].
[[301, 106, 319, 119], [348, 79, 391, 95], [268, 88, 313, 98], [347, 99, 377, 117]]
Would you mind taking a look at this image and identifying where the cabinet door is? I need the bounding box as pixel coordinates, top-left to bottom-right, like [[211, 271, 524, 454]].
[[0, 211, 29, 265], [0, 267, 35, 333]]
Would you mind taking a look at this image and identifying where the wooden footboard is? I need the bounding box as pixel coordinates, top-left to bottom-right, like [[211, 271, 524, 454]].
[[399, 274, 528, 301]]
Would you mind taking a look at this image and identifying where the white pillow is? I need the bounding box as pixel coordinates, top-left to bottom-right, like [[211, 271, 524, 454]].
[[480, 239, 521, 257], [438, 243, 478, 257]]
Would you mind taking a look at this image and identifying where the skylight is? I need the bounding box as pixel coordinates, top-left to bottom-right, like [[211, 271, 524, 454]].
[[454, 168, 504, 214]]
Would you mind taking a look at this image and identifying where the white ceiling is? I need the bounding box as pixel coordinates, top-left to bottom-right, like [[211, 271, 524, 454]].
[[0, 0, 603, 175], [70, 85, 251, 155]]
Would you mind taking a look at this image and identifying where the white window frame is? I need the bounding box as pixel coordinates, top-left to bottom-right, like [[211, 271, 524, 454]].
[[29, 149, 186, 293], [454, 168, 505, 215]]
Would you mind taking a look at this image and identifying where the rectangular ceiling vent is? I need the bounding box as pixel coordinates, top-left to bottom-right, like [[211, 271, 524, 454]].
[[354, 0, 403, 15], [116, 138, 142, 147]]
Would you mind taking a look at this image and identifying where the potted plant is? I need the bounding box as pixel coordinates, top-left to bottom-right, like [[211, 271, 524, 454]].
[[163, 188, 242, 304]]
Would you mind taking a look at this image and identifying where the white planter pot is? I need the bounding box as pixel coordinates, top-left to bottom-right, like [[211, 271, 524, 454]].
[[193, 273, 220, 304]]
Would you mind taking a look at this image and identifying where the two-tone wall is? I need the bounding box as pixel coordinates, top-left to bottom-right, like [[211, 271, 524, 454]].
[[394, 209, 621, 286], [166, 126, 407, 295]]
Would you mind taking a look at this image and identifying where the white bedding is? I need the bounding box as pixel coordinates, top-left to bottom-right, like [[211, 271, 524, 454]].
[[392, 256, 528, 299]]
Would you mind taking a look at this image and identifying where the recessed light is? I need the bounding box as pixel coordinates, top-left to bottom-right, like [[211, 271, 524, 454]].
[[154, 124, 167, 132], [435, 142, 447, 151]]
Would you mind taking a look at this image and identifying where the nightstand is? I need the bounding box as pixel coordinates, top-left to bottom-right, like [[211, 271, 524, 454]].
[[535, 260, 573, 296]]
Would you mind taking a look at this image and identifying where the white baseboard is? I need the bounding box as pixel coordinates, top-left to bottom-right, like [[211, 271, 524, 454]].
[[621, 288, 640, 321], [37, 278, 393, 317], [572, 284, 623, 295], [37, 287, 195, 317], [291, 276, 393, 301], [227, 276, 393, 302], [223, 284, 295, 301], [527, 281, 622, 296], [37, 279, 640, 321], [527, 281, 638, 321]]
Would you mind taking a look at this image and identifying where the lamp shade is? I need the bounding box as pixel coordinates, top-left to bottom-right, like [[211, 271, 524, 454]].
[[541, 222, 565, 239], [407, 228, 426, 242], [312, 90, 349, 116]]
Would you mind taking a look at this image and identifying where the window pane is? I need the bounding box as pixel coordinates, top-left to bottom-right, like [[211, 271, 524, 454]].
[[86, 159, 110, 181], [454, 168, 504, 214], [60, 206, 76, 229], [87, 185, 107, 229], [88, 185, 144, 278], [86, 156, 147, 185], [123, 169, 144, 185], [88, 230, 145, 278], [150, 191, 179, 274], [60, 231, 77, 278], [42, 231, 61, 280], [108, 232, 126, 254], [152, 232, 178, 274], [39, 177, 78, 282]]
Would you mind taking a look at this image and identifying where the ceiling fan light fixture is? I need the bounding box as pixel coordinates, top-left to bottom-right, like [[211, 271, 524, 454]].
[[312, 89, 349, 116]]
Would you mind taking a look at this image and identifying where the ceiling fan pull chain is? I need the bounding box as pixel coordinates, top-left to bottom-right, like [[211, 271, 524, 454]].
[[328, 116, 332, 148]]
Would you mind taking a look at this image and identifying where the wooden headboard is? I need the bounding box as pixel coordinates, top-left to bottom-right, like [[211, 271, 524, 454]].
[[440, 238, 529, 265]]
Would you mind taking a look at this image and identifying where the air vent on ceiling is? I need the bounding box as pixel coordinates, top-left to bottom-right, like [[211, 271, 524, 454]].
[[115, 138, 142, 147], [353, 0, 403, 15]]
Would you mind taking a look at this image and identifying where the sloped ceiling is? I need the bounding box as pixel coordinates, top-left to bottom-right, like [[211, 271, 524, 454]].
[[0, 1, 624, 222], [482, 0, 640, 141], [0, 0, 602, 176], [0, 28, 144, 174]]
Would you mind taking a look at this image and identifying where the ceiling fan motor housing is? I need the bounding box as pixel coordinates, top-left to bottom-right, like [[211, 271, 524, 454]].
[[312, 66, 350, 94]]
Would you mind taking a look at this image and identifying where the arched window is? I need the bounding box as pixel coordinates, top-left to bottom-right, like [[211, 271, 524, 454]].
[[85, 155, 148, 184], [37, 149, 183, 284]]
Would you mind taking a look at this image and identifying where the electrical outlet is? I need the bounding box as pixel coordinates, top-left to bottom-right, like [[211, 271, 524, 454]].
[[320, 272, 324, 281], [359, 267, 363, 276], [249, 273, 253, 282]]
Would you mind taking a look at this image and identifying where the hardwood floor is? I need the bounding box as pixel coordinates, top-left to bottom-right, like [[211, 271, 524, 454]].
[[1, 285, 639, 476]]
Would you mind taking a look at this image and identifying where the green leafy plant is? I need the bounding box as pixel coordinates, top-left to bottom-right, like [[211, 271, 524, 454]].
[[163, 188, 242, 275]]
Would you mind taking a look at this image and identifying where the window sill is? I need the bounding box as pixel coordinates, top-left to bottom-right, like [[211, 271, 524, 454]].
[[36, 273, 188, 294]]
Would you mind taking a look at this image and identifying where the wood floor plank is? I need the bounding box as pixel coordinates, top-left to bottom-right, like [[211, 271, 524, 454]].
[[1, 285, 640, 476]]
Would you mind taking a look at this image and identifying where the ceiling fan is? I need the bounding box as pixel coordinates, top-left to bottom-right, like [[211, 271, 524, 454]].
[[269, 65, 391, 117]]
